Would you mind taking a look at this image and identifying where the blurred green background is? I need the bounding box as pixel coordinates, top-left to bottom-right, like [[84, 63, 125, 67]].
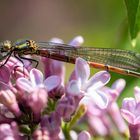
[[0, 0, 139, 102], [0, 0, 125, 43]]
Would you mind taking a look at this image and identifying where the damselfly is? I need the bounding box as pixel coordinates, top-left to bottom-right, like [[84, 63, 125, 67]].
[[0, 39, 140, 78]]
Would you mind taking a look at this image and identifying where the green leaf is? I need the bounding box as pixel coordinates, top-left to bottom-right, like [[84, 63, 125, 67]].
[[125, 0, 140, 40]]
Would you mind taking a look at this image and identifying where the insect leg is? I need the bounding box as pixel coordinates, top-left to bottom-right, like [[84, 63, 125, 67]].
[[0, 51, 13, 67], [17, 54, 39, 68]]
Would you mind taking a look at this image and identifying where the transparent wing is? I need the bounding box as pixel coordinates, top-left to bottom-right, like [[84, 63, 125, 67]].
[[37, 42, 140, 73]]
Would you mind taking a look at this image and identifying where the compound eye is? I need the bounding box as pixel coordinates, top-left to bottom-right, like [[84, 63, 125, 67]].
[[3, 40, 12, 51]]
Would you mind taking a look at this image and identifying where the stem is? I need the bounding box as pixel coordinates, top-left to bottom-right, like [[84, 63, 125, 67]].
[[128, 124, 139, 140], [62, 123, 71, 140]]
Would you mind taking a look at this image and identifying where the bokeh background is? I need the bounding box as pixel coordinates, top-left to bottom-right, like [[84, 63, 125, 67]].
[[0, 0, 125, 43], [0, 0, 139, 102]]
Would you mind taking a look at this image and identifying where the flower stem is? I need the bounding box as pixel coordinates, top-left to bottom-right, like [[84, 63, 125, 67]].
[[128, 124, 139, 140]]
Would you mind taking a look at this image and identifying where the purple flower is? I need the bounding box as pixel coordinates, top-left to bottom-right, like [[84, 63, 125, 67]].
[[86, 102, 112, 136], [108, 102, 127, 134], [15, 68, 61, 119], [0, 82, 21, 117], [4, 57, 29, 79], [11, 65, 29, 79], [77, 131, 91, 140], [41, 112, 61, 140], [27, 87, 48, 122], [100, 79, 126, 102], [32, 128, 50, 140], [67, 57, 110, 108], [134, 86, 140, 102], [0, 122, 21, 140], [16, 68, 61, 95], [0, 66, 10, 84], [121, 97, 140, 125], [68, 36, 84, 47], [0, 104, 15, 123], [98, 79, 127, 133], [121, 91, 140, 140], [56, 95, 77, 121]]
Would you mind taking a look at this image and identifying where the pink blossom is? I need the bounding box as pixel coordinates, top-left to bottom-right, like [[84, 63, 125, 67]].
[[86, 102, 112, 136], [98, 79, 127, 133], [0, 82, 21, 117], [134, 86, 140, 102], [100, 78, 126, 102], [56, 95, 77, 121], [4, 57, 29, 79], [27, 87, 48, 122], [16, 68, 61, 95], [41, 112, 61, 140], [77, 131, 91, 140], [67, 57, 110, 108], [0, 122, 21, 140], [121, 97, 140, 125], [0, 66, 10, 83], [32, 128, 50, 140]]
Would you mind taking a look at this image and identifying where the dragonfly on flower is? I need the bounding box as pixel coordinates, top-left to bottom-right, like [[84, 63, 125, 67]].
[[0, 39, 140, 78]]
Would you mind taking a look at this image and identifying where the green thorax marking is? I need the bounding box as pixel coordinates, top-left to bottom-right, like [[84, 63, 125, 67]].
[[14, 40, 38, 51]]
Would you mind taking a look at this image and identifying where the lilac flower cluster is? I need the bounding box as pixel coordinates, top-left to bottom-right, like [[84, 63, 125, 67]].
[[0, 36, 139, 140]]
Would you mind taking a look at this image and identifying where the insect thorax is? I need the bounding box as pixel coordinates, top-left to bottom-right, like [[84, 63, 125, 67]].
[[14, 39, 38, 52]]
